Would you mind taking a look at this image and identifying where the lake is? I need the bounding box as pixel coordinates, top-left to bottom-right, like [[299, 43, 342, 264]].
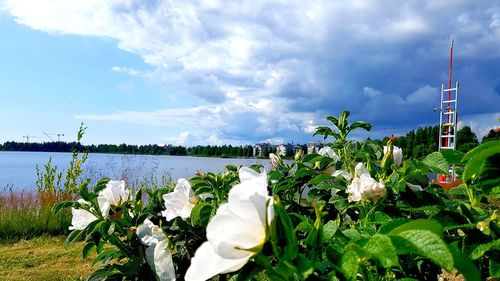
[[0, 151, 272, 191]]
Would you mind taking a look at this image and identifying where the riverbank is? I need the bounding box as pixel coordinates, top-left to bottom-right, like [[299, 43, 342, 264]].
[[0, 236, 92, 281]]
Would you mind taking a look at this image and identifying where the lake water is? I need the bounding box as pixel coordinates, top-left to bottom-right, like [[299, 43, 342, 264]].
[[0, 151, 272, 191]]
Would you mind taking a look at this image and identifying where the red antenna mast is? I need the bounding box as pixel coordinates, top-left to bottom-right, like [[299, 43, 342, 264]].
[[437, 37, 460, 186]]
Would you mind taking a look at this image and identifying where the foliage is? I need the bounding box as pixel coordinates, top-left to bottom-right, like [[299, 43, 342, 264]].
[[55, 111, 499, 281]]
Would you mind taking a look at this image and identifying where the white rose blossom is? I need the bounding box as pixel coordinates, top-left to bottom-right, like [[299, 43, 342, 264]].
[[383, 145, 403, 167], [347, 163, 386, 203], [185, 167, 274, 281], [98, 180, 129, 206], [162, 179, 198, 221], [69, 197, 110, 230], [137, 219, 176, 281], [318, 147, 341, 162]]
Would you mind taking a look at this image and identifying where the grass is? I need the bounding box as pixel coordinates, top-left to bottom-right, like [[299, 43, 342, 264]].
[[0, 236, 93, 281], [0, 189, 73, 240]]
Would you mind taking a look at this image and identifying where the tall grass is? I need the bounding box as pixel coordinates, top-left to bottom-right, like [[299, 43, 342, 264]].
[[0, 188, 73, 240]]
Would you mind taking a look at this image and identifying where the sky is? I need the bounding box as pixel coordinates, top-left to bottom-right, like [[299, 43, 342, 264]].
[[0, 0, 499, 146]]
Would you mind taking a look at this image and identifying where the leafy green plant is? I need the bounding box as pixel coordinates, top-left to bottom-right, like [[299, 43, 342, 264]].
[[54, 111, 498, 281]]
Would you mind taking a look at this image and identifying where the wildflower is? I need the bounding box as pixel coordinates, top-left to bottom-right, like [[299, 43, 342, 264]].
[[98, 180, 129, 206], [162, 179, 198, 221], [137, 219, 176, 281], [383, 145, 403, 167], [347, 163, 386, 203], [318, 147, 341, 162], [185, 167, 274, 281], [69, 197, 110, 230]]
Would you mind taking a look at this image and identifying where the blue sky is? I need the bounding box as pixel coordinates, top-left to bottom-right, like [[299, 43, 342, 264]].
[[0, 1, 499, 146]]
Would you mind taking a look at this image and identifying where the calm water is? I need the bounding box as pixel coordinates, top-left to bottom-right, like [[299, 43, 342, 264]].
[[0, 151, 272, 191]]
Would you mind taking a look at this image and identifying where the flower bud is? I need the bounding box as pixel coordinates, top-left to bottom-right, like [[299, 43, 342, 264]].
[[269, 153, 282, 168], [294, 149, 303, 161]]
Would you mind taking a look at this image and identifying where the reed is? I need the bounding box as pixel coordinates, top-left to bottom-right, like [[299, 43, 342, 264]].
[[0, 188, 73, 240]]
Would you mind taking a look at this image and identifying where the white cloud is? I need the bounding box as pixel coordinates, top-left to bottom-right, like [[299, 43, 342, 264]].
[[3, 0, 500, 144], [111, 66, 140, 76], [458, 112, 500, 139]]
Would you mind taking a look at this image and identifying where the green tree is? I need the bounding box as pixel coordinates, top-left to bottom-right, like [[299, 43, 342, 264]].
[[457, 126, 479, 153]]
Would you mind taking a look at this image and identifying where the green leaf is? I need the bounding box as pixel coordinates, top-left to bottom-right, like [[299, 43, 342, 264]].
[[82, 242, 95, 259], [470, 239, 500, 260], [52, 201, 75, 214], [65, 230, 83, 247], [449, 242, 481, 281], [364, 234, 399, 268], [93, 178, 110, 193], [475, 154, 500, 195], [190, 203, 213, 227], [462, 140, 500, 182], [379, 218, 411, 234], [295, 254, 314, 279], [388, 219, 443, 237], [323, 220, 338, 242], [490, 258, 500, 277], [340, 251, 359, 281], [391, 230, 454, 271], [440, 149, 465, 165], [349, 121, 372, 132], [270, 197, 298, 260], [422, 152, 449, 175], [342, 229, 362, 241]]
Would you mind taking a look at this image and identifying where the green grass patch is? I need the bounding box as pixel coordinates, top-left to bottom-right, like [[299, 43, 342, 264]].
[[0, 236, 93, 281]]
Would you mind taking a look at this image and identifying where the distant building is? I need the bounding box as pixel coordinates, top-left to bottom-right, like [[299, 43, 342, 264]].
[[307, 142, 323, 154], [253, 143, 272, 157]]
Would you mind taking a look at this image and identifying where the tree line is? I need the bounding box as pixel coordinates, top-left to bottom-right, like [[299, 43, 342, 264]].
[[373, 125, 496, 159], [0, 141, 255, 158], [0, 125, 497, 158]]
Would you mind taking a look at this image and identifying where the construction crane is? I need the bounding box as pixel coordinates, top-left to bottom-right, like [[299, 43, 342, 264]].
[[22, 134, 41, 143], [43, 132, 65, 142]]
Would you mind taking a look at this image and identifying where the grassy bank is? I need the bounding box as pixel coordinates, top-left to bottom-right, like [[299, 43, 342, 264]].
[[0, 236, 93, 281], [0, 189, 73, 240]]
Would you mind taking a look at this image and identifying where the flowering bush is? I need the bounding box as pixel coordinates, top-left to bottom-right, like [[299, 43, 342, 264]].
[[54, 111, 499, 281]]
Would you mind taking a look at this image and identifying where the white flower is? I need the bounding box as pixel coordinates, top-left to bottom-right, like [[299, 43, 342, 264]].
[[332, 169, 352, 181], [137, 219, 176, 281], [69, 197, 110, 230], [347, 163, 386, 203], [185, 167, 274, 281], [318, 147, 341, 162], [383, 146, 403, 167], [162, 179, 198, 221], [98, 180, 129, 206]]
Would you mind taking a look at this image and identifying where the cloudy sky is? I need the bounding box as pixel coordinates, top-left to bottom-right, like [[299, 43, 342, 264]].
[[0, 0, 499, 146]]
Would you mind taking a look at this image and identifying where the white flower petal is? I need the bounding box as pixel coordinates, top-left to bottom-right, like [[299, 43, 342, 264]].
[[137, 219, 157, 247], [69, 208, 97, 230], [98, 180, 129, 206], [153, 240, 176, 281], [206, 202, 265, 259], [97, 195, 110, 217], [354, 163, 369, 177], [332, 170, 352, 181], [185, 242, 251, 281], [162, 179, 196, 221]]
